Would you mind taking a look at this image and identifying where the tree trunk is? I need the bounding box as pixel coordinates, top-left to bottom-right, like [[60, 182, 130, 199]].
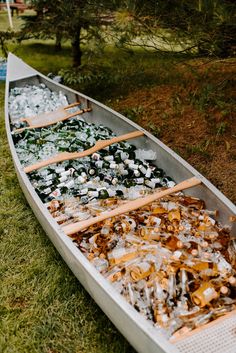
[[55, 31, 62, 52], [71, 27, 82, 68]]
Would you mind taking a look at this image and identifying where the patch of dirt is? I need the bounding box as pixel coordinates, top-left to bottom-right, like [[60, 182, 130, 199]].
[[9, 296, 29, 309], [111, 60, 236, 204]]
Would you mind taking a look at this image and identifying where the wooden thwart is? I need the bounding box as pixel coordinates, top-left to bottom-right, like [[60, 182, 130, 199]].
[[62, 176, 201, 235], [24, 130, 144, 173], [14, 102, 91, 133]]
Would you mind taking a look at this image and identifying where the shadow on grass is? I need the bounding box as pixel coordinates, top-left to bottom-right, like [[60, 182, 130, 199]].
[[60, 48, 190, 101], [4, 39, 196, 102]]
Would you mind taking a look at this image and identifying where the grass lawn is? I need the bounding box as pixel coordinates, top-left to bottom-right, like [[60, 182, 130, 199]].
[[0, 9, 235, 353], [0, 9, 35, 31]]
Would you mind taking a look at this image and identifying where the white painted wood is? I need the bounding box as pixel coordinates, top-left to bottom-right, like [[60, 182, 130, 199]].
[[6, 0, 13, 29]]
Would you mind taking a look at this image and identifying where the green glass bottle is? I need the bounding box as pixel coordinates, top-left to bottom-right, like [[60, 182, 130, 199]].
[[98, 189, 109, 199]]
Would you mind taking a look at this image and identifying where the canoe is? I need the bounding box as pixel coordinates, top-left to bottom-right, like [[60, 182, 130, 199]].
[[5, 53, 236, 353]]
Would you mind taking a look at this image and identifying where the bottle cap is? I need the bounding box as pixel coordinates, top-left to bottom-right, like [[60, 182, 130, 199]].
[[191, 249, 198, 256], [220, 286, 229, 295]]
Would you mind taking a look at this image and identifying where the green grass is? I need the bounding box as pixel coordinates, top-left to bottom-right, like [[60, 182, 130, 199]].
[[9, 40, 72, 74], [0, 82, 135, 352], [0, 9, 35, 31]]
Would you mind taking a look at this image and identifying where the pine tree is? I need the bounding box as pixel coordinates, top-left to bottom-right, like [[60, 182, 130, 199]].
[[22, 0, 116, 67]]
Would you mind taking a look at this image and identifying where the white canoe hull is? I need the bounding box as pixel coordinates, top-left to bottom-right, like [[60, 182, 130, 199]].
[[5, 53, 236, 353]]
